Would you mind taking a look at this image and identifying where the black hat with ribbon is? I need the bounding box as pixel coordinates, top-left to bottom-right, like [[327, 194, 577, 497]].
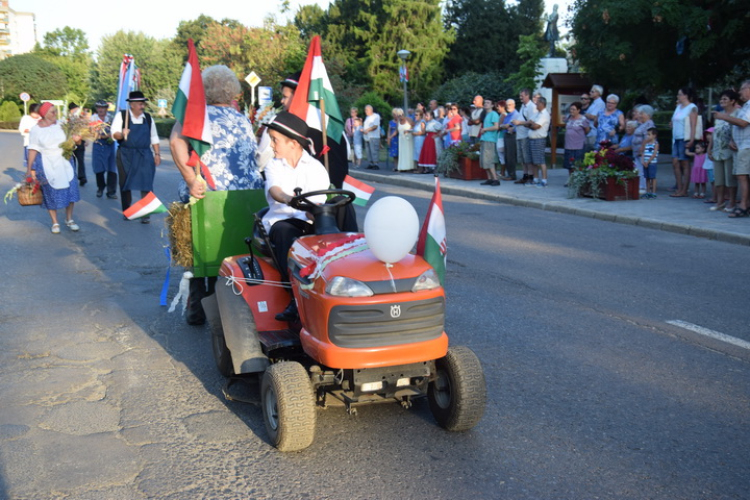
[[265, 111, 315, 155], [126, 91, 148, 102], [279, 72, 300, 91]]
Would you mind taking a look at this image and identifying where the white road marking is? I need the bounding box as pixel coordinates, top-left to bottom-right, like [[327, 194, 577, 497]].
[[666, 320, 750, 351]]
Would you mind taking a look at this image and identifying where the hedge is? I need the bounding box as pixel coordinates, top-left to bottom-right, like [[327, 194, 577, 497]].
[[0, 121, 20, 130], [154, 118, 176, 139]]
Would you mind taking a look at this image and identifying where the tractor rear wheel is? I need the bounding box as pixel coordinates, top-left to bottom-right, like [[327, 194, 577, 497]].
[[428, 346, 486, 431], [261, 362, 316, 451]]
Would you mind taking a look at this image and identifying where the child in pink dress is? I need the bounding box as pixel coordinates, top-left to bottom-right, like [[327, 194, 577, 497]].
[[687, 141, 708, 198]]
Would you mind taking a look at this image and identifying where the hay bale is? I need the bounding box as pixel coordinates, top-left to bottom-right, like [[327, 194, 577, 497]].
[[166, 201, 193, 267]]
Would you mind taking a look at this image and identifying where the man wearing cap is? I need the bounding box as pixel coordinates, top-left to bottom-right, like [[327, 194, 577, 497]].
[[111, 91, 161, 222], [262, 112, 330, 321], [90, 101, 117, 199], [68, 102, 88, 186]]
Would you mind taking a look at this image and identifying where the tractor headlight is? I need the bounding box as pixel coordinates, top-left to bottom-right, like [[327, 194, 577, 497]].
[[326, 277, 374, 297], [411, 269, 441, 292]]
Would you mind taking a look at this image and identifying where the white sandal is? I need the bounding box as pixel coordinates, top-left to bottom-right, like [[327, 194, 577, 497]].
[[65, 220, 80, 231], [51, 223, 60, 234]]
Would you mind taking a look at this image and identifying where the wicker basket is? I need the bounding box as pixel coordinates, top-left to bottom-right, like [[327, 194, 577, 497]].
[[17, 182, 43, 206]]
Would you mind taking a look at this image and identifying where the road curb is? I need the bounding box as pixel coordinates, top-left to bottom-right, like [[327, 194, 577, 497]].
[[350, 170, 750, 247]]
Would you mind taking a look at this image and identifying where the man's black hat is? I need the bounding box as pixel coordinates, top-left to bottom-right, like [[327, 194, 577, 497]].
[[126, 91, 148, 102]]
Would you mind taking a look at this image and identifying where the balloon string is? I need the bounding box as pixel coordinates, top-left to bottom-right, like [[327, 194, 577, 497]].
[[384, 263, 397, 293]]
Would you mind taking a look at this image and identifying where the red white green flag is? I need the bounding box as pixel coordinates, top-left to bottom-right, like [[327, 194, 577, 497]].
[[416, 177, 447, 285], [172, 38, 215, 189], [123, 192, 167, 220], [342, 175, 375, 207], [289, 35, 344, 146]]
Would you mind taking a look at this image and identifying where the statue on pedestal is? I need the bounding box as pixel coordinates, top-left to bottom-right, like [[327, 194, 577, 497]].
[[544, 4, 559, 58]]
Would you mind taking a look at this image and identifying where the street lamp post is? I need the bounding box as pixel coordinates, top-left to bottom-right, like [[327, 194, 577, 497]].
[[397, 49, 411, 112]]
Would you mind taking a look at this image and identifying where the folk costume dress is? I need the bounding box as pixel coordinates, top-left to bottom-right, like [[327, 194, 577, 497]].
[[28, 123, 81, 210], [419, 120, 441, 169], [115, 111, 156, 210]]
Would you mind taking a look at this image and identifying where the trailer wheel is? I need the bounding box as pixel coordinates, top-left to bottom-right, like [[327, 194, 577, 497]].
[[428, 346, 486, 431], [261, 362, 316, 451]]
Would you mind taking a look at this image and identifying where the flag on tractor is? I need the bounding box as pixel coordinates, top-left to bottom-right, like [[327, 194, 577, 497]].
[[416, 177, 447, 285], [123, 192, 167, 220], [342, 175, 375, 207], [172, 38, 215, 189], [288, 35, 345, 146], [116, 54, 140, 113]]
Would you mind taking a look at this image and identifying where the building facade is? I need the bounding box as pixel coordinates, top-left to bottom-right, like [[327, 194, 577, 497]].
[[1, 0, 37, 60]]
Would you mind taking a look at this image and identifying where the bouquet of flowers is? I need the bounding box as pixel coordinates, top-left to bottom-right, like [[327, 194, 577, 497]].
[[59, 116, 108, 160]]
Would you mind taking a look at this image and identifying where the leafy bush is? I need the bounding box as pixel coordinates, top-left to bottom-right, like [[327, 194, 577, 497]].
[[352, 91, 392, 123], [0, 54, 67, 103], [431, 72, 515, 107], [154, 118, 176, 139], [0, 120, 21, 129], [0, 101, 22, 121]]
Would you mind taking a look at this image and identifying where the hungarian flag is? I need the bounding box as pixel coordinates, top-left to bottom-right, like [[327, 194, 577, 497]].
[[416, 177, 447, 285], [172, 39, 215, 189], [342, 175, 375, 207], [123, 192, 167, 220], [289, 35, 345, 147]]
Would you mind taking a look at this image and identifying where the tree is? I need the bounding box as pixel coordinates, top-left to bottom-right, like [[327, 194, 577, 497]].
[[294, 4, 328, 40], [33, 27, 93, 106], [507, 34, 547, 93], [444, 0, 543, 77], [0, 54, 68, 103], [92, 31, 182, 101], [569, 0, 750, 92], [37, 26, 89, 58], [432, 72, 515, 105], [320, 0, 452, 103]]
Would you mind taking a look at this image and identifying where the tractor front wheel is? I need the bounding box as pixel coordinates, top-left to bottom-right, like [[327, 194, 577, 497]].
[[428, 346, 486, 431], [261, 362, 316, 451]]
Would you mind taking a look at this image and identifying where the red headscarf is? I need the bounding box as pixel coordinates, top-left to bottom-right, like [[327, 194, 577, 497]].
[[38, 102, 54, 118]]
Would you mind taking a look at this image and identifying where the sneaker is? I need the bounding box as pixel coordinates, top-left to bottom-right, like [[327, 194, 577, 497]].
[[490, 180, 500, 186], [65, 220, 80, 231], [537, 180, 547, 188], [480, 180, 492, 185], [51, 223, 61, 234], [514, 175, 528, 184], [96, 189, 104, 198], [106, 193, 118, 200]]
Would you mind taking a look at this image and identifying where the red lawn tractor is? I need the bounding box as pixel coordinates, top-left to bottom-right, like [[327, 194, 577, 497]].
[[203, 189, 486, 451]]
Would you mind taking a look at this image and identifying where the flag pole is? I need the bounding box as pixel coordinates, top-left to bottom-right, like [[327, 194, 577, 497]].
[[319, 97, 329, 174], [123, 107, 129, 142]]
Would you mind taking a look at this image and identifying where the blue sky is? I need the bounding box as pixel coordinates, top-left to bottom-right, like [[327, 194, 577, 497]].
[[18, 0, 332, 52]]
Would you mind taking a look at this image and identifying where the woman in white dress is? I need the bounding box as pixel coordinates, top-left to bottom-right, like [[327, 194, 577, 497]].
[[397, 110, 414, 172], [26, 102, 81, 234]]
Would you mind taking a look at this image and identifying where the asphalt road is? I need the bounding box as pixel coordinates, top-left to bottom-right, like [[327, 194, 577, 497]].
[[0, 132, 748, 499]]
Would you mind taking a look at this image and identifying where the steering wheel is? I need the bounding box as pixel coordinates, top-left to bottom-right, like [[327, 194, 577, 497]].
[[289, 189, 356, 213]]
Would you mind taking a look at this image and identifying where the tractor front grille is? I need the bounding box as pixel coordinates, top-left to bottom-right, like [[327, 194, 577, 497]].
[[328, 297, 444, 349]]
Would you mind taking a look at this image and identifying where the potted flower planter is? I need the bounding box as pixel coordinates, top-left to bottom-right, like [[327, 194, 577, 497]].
[[448, 157, 485, 181], [601, 177, 640, 201]]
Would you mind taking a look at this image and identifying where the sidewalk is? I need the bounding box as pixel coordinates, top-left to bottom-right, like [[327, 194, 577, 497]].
[[349, 159, 750, 247]]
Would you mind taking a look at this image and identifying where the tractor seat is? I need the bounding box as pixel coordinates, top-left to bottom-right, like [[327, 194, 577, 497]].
[[251, 207, 273, 258]]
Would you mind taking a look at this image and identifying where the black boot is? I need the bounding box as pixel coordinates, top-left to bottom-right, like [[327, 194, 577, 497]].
[[186, 278, 207, 325], [275, 300, 298, 322]]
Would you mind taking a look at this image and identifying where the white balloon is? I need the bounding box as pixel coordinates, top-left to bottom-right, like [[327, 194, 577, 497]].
[[364, 196, 420, 264]]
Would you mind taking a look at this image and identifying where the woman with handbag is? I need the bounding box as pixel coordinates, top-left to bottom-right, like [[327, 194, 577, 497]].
[[26, 102, 81, 234], [669, 87, 700, 197]]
